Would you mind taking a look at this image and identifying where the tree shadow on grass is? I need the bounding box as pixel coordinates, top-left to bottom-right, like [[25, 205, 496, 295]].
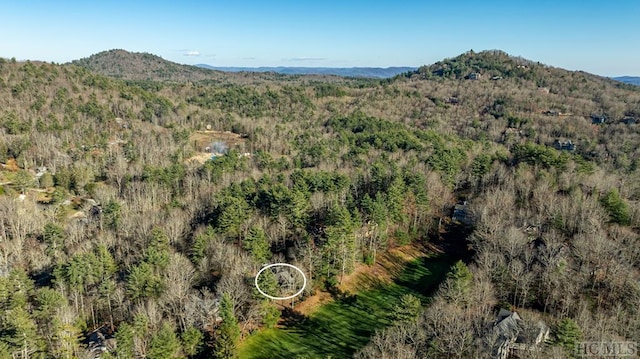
[[395, 256, 453, 296], [240, 255, 454, 359], [280, 307, 308, 327]]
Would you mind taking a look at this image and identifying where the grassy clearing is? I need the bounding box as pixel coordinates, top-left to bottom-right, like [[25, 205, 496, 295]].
[[238, 255, 452, 359]]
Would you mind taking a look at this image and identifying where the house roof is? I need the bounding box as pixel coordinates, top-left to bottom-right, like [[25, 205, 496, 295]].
[[517, 321, 550, 345], [494, 309, 549, 345], [495, 309, 522, 340], [452, 201, 474, 225]]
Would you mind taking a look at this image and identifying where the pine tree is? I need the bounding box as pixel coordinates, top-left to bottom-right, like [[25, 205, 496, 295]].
[[103, 199, 122, 230], [146, 228, 170, 270], [148, 322, 181, 359], [42, 222, 64, 260], [181, 327, 203, 357], [127, 262, 164, 301], [260, 302, 281, 328], [213, 293, 240, 359], [324, 205, 356, 281], [392, 293, 423, 322], [191, 232, 207, 264], [554, 318, 582, 352], [255, 267, 278, 299], [385, 175, 407, 224], [243, 226, 271, 263], [2, 307, 41, 358], [441, 260, 473, 303], [52, 319, 83, 359], [216, 195, 250, 238], [95, 244, 117, 281], [115, 322, 135, 359], [0, 271, 42, 357], [600, 188, 631, 225]]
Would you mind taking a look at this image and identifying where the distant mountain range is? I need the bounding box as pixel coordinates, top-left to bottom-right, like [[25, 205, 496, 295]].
[[70, 50, 405, 82], [195, 64, 416, 78], [69, 49, 637, 86], [613, 76, 640, 86]]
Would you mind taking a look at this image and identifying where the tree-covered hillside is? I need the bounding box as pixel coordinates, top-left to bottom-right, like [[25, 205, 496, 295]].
[[71, 49, 226, 82], [71, 49, 356, 85], [0, 50, 638, 358]]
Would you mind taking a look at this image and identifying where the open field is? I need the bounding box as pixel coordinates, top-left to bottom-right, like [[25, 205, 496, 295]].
[[238, 249, 452, 359], [188, 130, 247, 151]]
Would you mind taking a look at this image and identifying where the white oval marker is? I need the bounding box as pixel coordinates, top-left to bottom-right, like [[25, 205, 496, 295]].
[[255, 263, 307, 300]]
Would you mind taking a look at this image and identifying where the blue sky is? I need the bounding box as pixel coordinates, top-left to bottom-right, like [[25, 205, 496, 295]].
[[2, 1, 639, 76]]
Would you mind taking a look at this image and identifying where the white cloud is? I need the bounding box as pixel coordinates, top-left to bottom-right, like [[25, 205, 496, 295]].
[[184, 50, 201, 56]]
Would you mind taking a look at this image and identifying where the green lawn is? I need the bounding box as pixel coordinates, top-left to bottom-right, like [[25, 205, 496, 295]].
[[238, 255, 452, 359]]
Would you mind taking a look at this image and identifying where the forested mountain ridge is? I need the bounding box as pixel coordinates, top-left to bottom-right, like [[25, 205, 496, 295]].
[[70, 49, 355, 84], [406, 50, 625, 86], [71, 49, 224, 82], [0, 50, 639, 358]]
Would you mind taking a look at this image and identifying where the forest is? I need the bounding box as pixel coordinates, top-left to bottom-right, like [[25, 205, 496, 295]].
[[0, 50, 639, 358]]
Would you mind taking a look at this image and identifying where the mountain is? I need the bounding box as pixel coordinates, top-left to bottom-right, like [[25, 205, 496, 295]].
[[398, 50, 637, 92], [195, 65, 416, 78], [69, 50, 362, 83], [613, 76, 640, 86], [70, 49, 230, 82]]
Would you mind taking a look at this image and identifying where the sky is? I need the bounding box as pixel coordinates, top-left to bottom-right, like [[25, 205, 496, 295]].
[[1, 1, 639, 76]]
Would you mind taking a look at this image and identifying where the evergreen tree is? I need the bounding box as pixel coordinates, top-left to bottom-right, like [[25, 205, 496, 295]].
[[181, 327, 203, 357], [148, 322, 181, 359], [324, 205, 356, 280], [191, 226, 215, 264], [243, 225, 271, 263], [51, 320, 83, 359], [95, 244, 117, 280], [255, 267, 278, 299], [115, 322, 135, 359], [34, 287, 64, 321], [103, 199, 122, 230], [146, 228, 170, 270], [0, 270, 43, 358], [42, 222, 64, 260], [600, 188, 631, 225], [127, 262, 165, 301], [392, 293, 423, 322], [554, 318, 582, 353], [213, 293, 240, 359], [216, 195, 250, 238], [191, 232, 208, 264], [442, 260, 473, 302], [286, 189, 310, 228], [260, 302, 281, 328], [2, 306, 41, 358], [385, 175, 407, 224]]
